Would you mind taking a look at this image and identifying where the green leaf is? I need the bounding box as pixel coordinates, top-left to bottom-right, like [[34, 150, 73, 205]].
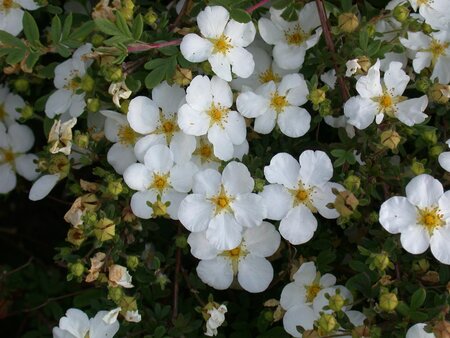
[[272, 0, 292, 10], [5, 48, 26, 65], [70, 21, 95, 41], [95, 19, 122, 36], [359, 30, 369, 50], [23, 11, 40, 44], [50, 16, 62, 44], [0, 30, 26, 48], [144, 58, 167, 70], [115, 11, 132, 38], [230, 8, 252, 23], [281, 5, 298, 21], [410, 288, 426, 309], [25, 52, 40, 70], [145, 67, 166, 89], [62, 13, 73, 39], [131, 14, 143, 40]]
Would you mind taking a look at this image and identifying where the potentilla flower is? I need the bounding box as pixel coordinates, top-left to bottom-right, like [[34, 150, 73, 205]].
[[408, 0, 450, 30], [123, 144, 198, 220], [379, 174, 450, 264], [48, 117, 77, 155], [205, 304, 227, 337], [0, 0, 40, 36], [180, 5, 256, 81], [400, 30, 450, 84], [260, 150, 342, 245], [188, 221, 280, 293], [258, 2, 322, 70], [108, 264, 134, 288], [280, 262, 336, 311], [127, 81, 196, 163], [236, 73, 310, 137], [0, 85, 25, 126], [53, 308, 119, 338], [344, 60, 428, 129], [108, 80, 132, 108], [406, 323, 435, 338], [86, 252, 106, 283], [45, 44, 93, 118], [101, 110, 138, 174], [178, 75, 246, 161], [0, 122, 39, 194], [345, 59, 362, 77], [178, 161, 267, 250]]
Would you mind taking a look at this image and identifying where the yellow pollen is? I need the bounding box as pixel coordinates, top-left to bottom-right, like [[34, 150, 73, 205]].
[[212, 35, 231, 54], [208, 104, 228, 126], [418, 207, 444, 233], [228, 247, 241, 257], [162, 121, 174, 134], [210, 187, 232, 214], [270, 92, 288, 113], [259, 69, 281, 84], [150, 174, 169, 192], [199, 144, 212, 159], [285, 26, 306, 46], [379, 94, 392, 109], [296, 189, 309, 202], [2, 149, 15, 163], [68, 78, 80, 91], [417, 0, 429, 5], [118, 125, 137, 145], [306, 284, 321, 303], [2, 0, 13, 9]]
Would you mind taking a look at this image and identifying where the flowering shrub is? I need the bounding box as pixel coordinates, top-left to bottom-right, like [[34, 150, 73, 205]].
[[1, 0, 450, 337]]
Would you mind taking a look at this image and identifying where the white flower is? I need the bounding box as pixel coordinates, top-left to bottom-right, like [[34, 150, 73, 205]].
[[108, 80, 131, 108], [0, 0, 40, 36], [189, 221, 280, 293], [48, 117, 77, 155], [236, 73, 310, 137], [0, 122, 39, 194], [205, 304, 227, 337], [108, 264, 134, 288], [52, 308, 119, 338], [45, 43, 93, 118], [125, 310, 141, 323], [400, 30, 450, 84], [320, 69, 336, 89], [180, 5, 256, 81], [123, 144, 198, 220], [280, 262, 336, 310], [438, 139, 450, 172], [406, 323, 435, 338], [379, 174, 450, 264], [258, 2, 322, 70], [260, 150, 342, 245], [408, 0, 450, 30], [178, 75, 246, 161], [0, 85, 25, 126], [345, 59, 361, 77], [344, 60, 428, 129], [127, 81, 196, 163], [101, 110, 138, 174], [178, 161, 267, 250]]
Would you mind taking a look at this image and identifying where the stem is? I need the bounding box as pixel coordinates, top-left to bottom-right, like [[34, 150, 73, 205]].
[[314, 0, 350, 101], [246, 0, 270, 13], [127, 39, 182, 53]]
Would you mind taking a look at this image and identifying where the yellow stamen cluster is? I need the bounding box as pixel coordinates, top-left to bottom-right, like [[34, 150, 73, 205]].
[[207, 103, 228, 127], [259, 68, 281, 84], [270, 92, 288, 113], [155, 112, 179, 143], [1, 148, 15, 164], [2, 0, 14, 9], [150, 173, 170, 192], [118, 125, 137, 145], [210, 186, 233, 214], [429, 40, 449, 64], [0, 104, 7, 120], [285, 25, 306, 46], [306, 283, 322, 303], [418, 207, 444, 233], [211, 35, 232, 55]]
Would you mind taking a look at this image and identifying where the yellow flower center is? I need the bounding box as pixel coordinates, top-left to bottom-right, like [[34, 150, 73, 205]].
[[259, 68, 281, 84], [118, 125, 137, 145], [211, 35, 232, 54], [429, 39, 449, 64], [417, 0, 429, 5], [199, 144, 212, 159], [296, 189, 309, 202], [285, 26, 307, 46], [207, 104, 228, 127], [2, 0, 14, 9], [221, 243, 247, 274], [270, 92, 288, 113], [418, 207, 444, 233], [290, 183, 317, 212], [306, 283, 322, 303], [227, 247, 241, 258], [150, 173, 170, 192], [155, 112, 179, 143], [379, 94, 392, 109], [1, 149, 15, 164], [0, 104, 7, 120], [210, 187, 233, 214], [68, 78, 80, 91]]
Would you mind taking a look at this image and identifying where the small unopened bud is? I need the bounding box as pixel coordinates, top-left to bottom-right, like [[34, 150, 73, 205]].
[[344, 175, 360, 191], [92, 33, 105, 47], [74, 133, 89, 148], [108, 286, 124, 302], [175, 234, 188, 249], [411, 159, 426, 175], [422, 129, 438, 144], [70, 262, 85, 277], [144, 8, 158, 27], [416, 77, 432, 93], [373, 252, 390, 271], [155, 270, 170, 290], [263, 310, 273, 322], [430, 145, 444, 157], [94, 217, 116, 242], [422, 22, 433, 34], [254, 178, 266, 193], [338, 12, 359, 33], [309, 88, 326, 106], [379, 292, 398, 312], [127, 255, 139, 270], [108, 181, 123, 196], [21, 105, 33, 120], [120, 99, 130, 114], [87, 98, 100, 112], [14, 78, 29, 92], [412, 258, 430, 274], [319, 99, 332, 116], [81, 74, 95, 92], [317, 314, 338, 334], [409, 19, 423, 32], [366, 24, 376, 37], [429, 84, 450, 104], [380, 130, 401, 150], [393, 5, 410, 22], [48, 154, 70, 177], [328, 294, 345, 312]]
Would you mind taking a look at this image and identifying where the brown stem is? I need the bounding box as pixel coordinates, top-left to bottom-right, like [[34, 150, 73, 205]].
[[127, 39, 182, 53], [246, 0, 270, 13], [314, 0, 350, 101]]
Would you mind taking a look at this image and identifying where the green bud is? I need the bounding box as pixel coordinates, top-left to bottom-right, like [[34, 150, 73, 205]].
[[317, 314, 338, 334], [415, 77, 432, 93], [21, 105, 34, 120], [366, 24, 376, 37], [110, 67, 123, 82], [81, 74, 95, 92], [74, 133, 89, 149], [319, 99, 332, 117], [127, 255, 139, 270], [108, 181, 123, 196], [412, 258, 430, 273], [338, 12, 359, 33], [422, 129, 438, 144], [409, 19, 422, 32], [155, 270, 170, 290], [175, 234, 188, 249], [429, 83, 449, 104], [144, 8, 158, 27], [87, 98, 100, 112], [48, 154, 70, 178], [422, 22, 433, 34], [411, 159, 426, 175], [254, 178, 266, 193], [263, 310, 273, 322], [328, 294, 345, 312], [309, 88, 326, 106], [368, 211, 378, 224], [91, 33, 105, 47], [70, 262, 85, 277], [393, 5, 410, 22], [379, 292, 398, 312], [108, 286, 124, 302], [14, 78, 29, 92], [344, 175, 361, 191], [120, 99, 130, 114], [430, 145, 444, 157], [373, 252, 390, 271]]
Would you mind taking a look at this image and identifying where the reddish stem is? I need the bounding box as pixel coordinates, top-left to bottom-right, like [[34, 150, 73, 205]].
[[127, 39, 182, 53], [246, 0, 270, 13]]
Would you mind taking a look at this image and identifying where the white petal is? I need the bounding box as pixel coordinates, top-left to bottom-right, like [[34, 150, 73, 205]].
[[320, 273, 337, 288], [258, 18, 283, 45], [102, 308, 121, 325], [208, 125, 234, 161], [180, 34, 213, 63], [299, 150, 333, 187], [178, 104, 210, 136], [206, 212, 243, 250], [254, 109, 277, 134], [0, 164, 16, 194], [4, 92, 24, 122], [279, 205, 317, 245], [259, 184, 292, 220], [224, 20, 256, 47], [346, 311, 366, 327], [127, 96, 159, 134], [192, 169, 221, 196], [16, 0, 40, 10], [152, 81, 185, 113], [89, 311, 120, 338], [400, 32, 431, 51], [406, 323, 435, 338], [130, 190, 157, 219], [210, 76, 233, 107], [312, 182, 341, 219], [228, 47, 255, 79], [231, 193, 266, 227], [107, 143, 136, 175], [144, 144, 173, 173], [433, 56, 450, 84], [299, 2, 321, 32], [188, 231, 220, 260], [264, 152, 299, 189], [236, 91, 269, 118], [440, 151, 450, 172], [45, 89, 72, 118], [439, 191, 450, 221], [400, 225, 430, 254], [356, 60, 382, 98], [243, 221, 280, 257], [209, 53, 232, 82], [14, 154, 39, 181], [58, 308, 89, 338], [170, 161, 198, 193], [283, 305, 317, 338], [277, 106, 310, 138], [395, 96, 428, 127], [413, 52, 432, 74], [8, 123, 34, 153], [292, 261, 316, 285], [273, 43, 306, 70], [280, 282, 306, 310], [384, 61, 410, 96], [344, 96, 378, 130], [197, 257, 233, 290], [164, 190, 186, 220], [123, 163, 152, 191], [238, 255, 273, 293], [222, 161, 253, 194], [29, 174, 59, 201], [223, 110, 246, 145], [178, 194, 213, 232], [68, 94, 86, 118], [197, 6, 229, 39], [185, 75, 212, 111], [405, 174, 443, 208], [133, 134, 165, 162], [430, 226, 450, 264], [170, 132, 196, 164], [379, 196, 417, 234], [0, 8, 24, 36]]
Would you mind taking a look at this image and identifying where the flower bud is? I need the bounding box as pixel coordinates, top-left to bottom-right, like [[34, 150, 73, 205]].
[[422, 129, 438, 144], [48, 154, 70, 178], [411, 159, 426, 175], [409, 19, 422, 32], [254, 178, 266, 193], [144, 8, 158, 27], [393, 5, 410, 22], [120, 99, 130, 114], [92, 33, 105, 47], [94, 217, 116, 242], [366, 24, 376, 37], [344, 175, 360, 191], [21, 105, 33, 120], [66, 228, 86, 246], [430, 145, 444, 157], [108, 181, 123, 196], [108, 286, 124, 302], [416, 77, 432, 93], [328, 294, 345, 312], [373, 252, 390, 271], [87, 98, 100, 112], [338, 12, 359, 33], [70, 262, 85, 277], [155, 270, 170, 290], [429, 83, 449, 104], [263, 310, 273, 322], [379, 292, 398, 312], [120, 0, 134, 21], [412, 258, 430, 274], [380, 130, 401, 150], [14, 78, 29, 92], [317, 314, 338, 334], [81, 74, 95, 92], [74, 133, 89, 149], [368, 211, 378, 224], [422, 22, 433, 34], [127, 255, 139, 270], [309, 88, 326, 106]]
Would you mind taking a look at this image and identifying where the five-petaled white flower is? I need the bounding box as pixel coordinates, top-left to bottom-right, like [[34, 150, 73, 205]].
[[260, 150, 342, 245], [188, 221, 280, 293], [123, 144, 198, 220], [52, 308, 120, 338], [178, 161, 267, 250], [180, 5, 256, 81], [258, 2, 322, 70], [236, 73, 310, 137], [344, 60, 428, 129], [178, 75, 246, 161], [379, 174, 450, 264], [406, 323, 435, 338], [0, 0, 40, 36], [0, 85, 25, 126], [408, 0, 450, 30]]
